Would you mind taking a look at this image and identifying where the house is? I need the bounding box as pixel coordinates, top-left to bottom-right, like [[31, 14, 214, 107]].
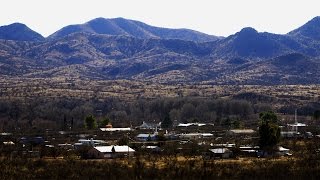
[[239, 146, 260, 157], [136, 133, 157, 141], [276, 146, 292, 156], [58, 143, 73, 150], [3, 141, 15, 145], [177, 123, 209, 127], [281, 131, 301, 138], [100, 127, 131, 132], [227, 129, 256, 136], [208, 148, 233, 159], [212, 143, 236, 148], [74, 139, 107, 149], [257, 146, 292, 157], [178, 133, 213, 140], [88, 145, 135, 159], [142, 145, 162, 153], [20, 137, 44, 145], [138, 121, 161, 130], [287, 123, 307, 133], [286, 109, 307, 133]]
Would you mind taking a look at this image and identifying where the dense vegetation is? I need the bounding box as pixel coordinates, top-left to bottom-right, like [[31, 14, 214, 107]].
[[0, 97, 257, 131], [0, 94, 319, 131]]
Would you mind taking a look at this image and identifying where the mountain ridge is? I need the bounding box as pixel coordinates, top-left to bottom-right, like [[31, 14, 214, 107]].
[[48, 17, 220, 42], [1, 17, 320, 85]]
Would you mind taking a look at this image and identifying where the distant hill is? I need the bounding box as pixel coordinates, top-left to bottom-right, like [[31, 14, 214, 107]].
[[48, 18, 219, 42], [0, 23, 44, 42]]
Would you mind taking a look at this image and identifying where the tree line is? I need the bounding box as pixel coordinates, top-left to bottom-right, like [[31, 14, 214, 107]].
[[0, 95, 319, 131]]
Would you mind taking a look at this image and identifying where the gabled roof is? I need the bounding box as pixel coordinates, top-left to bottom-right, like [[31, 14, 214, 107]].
[[139, 121, 161, 129], [94, 146, 135, 153]]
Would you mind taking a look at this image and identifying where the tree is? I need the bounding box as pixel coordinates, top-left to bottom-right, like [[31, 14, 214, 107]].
[[117, 136, 129, 145], [313, 110, 320, 120], [63, 115, 67, 130], [99, 117, 110, 127], [259, 111, 278, 124], [258, 111, 280, 150], [84, 115, 97, 130], [169, 109, 180, 122], [180, 103, 195, 122], [161, 115, 172, 128]]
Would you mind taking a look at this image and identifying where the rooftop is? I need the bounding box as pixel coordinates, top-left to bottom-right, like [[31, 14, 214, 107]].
[[229, 129, 255, 134], [209, 148, 231, 154], [100, 128, 131, 132], [94, 146, 135, 153]]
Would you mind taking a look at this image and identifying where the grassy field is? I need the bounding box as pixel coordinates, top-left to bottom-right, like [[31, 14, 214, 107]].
[[0, 156, 319, 179]]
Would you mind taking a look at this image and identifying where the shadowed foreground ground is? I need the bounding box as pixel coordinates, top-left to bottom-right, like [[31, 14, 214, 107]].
[[0, 156, 319, 179]]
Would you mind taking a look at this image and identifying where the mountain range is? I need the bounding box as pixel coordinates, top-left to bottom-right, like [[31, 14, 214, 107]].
[[1, 17, 320, 85]]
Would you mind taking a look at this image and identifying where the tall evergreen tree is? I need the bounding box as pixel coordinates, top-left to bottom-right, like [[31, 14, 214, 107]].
[[259, 111, 281, 151]]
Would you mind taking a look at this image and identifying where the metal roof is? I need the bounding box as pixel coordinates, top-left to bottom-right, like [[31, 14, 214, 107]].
[[94, 146, 135, 153], [137, 134, 156, 138], [100, 128, 131, 132], [229, 129, 255, 134], [209, 148, 230, 154], [287, 123, 307, 127]]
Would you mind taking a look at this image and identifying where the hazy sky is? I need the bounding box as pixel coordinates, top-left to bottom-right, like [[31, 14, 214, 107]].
[[0, 0, 319, 37]]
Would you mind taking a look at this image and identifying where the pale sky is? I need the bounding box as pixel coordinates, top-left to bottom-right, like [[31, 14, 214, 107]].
[[0, 0, 319, 37]]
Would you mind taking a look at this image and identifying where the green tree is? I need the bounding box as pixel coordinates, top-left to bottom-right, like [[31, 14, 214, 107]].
[[99, 117, 110, 127], [258, 111, 280, 150], [84, 115, 97, 130], [259, 111, 278, 123]]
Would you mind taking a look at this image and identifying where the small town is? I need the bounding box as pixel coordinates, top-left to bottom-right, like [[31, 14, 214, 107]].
[[1, 110, 318, 161], [2, 0, 320, 179]]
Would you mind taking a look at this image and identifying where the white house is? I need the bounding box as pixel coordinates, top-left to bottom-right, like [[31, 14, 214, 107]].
[[276, 146, 292, 156], [209, 148, 233, 158], [100, 127, 131, 132], [88, 145, 135, 159]]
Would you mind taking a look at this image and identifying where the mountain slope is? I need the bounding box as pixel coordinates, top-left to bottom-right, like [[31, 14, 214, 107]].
[[289, 16, 320, 40], [216, 53, 320, 85], [211, 27, 308, 59], [48, 18, 219, 42], [0, 23, 44, 41]]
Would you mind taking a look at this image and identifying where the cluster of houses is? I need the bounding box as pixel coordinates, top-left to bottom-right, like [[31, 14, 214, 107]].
[[0, 116, 317, 160]]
